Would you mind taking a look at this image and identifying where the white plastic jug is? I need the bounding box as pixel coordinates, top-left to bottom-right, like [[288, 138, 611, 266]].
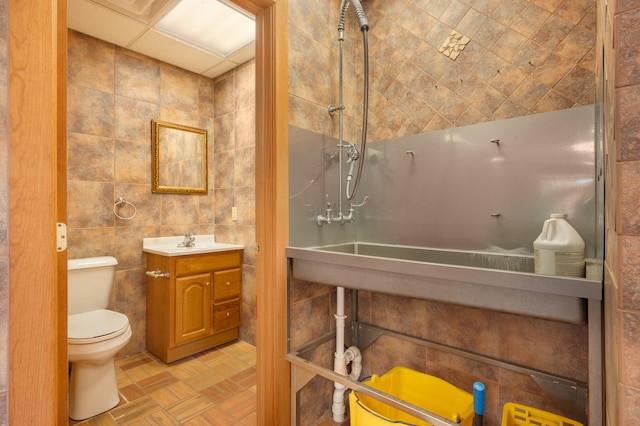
[[533, 213, 585, 278]]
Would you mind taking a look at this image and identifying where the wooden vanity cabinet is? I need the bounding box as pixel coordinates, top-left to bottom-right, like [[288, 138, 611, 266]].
[[145, 249, 243, 363]]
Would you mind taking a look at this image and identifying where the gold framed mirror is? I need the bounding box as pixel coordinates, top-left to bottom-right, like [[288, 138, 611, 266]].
[[151, 120, 208, 194]]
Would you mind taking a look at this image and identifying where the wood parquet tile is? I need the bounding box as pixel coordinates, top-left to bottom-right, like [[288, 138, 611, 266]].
[[69, 341, 257, 426]]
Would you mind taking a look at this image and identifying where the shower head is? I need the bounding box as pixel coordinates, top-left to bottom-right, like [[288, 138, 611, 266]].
[[350, 0, 369, 31]]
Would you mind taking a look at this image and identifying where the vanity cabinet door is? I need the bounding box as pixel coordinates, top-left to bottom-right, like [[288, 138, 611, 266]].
[[175, 273, 212, 345]]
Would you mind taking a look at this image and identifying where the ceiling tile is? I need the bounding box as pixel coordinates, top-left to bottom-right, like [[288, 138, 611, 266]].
[[68, 0, 147, 47], [130, 29, 225, 75]]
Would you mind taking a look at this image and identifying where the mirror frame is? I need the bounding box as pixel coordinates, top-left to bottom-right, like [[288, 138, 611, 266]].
[[151, 119, 208, 194]]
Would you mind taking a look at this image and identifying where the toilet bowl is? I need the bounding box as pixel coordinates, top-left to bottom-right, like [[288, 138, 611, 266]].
[[67, 257, 132, 421]]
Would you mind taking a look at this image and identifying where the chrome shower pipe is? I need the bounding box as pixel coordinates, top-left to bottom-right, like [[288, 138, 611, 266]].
[[337, 35, 345, 216], [323, 0, 349, 219]]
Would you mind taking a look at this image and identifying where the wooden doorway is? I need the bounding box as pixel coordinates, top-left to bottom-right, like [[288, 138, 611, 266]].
[[8, 0, 68, 423], [8, 0, 289, 424], [235, 0, 290, 424]]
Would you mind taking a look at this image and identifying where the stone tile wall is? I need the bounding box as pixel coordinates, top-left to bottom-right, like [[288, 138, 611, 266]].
[[606, 0, 640, 424], [289, 0, 596, 143], [212, 60, 257, 344], [67, 30, 256, 355]]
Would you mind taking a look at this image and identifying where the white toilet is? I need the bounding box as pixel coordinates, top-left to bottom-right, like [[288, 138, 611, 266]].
[[68, 256, 132, 421]]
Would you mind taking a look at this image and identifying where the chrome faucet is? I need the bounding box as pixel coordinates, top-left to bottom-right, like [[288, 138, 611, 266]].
[[317, 196, 369, 226], [178, 232, 196, 247], [316, 201, 333, 226]]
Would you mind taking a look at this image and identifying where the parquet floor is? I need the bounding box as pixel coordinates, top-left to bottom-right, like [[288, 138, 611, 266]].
[[69, 341, 256, 426]]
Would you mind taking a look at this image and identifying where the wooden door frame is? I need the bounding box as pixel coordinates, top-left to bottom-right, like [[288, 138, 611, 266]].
[[9, 0, 288, 423], [234, 0, 290, 423], [8, 0, 68, 423]]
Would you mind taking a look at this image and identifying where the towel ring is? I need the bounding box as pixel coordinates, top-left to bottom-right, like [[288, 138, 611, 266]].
[[113, 197, 137, 220]]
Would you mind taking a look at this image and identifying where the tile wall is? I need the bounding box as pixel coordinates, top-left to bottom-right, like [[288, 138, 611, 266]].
[[67, 30, 256, 355], [605, 0, 640, 424], [0, 0, 7, 421], [289, 0, 596, 143]]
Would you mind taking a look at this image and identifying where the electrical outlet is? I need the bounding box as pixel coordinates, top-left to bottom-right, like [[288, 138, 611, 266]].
[[232, 206, 238, 221]]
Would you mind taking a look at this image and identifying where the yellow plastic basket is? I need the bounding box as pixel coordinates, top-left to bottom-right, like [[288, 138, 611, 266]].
[[349, 366, 474, 426], [501, 402, 583, 426]]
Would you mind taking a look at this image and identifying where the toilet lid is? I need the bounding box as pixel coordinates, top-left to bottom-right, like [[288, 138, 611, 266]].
[[68, 309, 130, 343]]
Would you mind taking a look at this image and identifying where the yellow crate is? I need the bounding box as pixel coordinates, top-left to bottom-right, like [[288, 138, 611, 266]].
[[349, 366, 474, 426], [501, 402, 583, 426]]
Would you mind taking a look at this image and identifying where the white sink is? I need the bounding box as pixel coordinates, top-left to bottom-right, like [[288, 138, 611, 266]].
[[142, 235, 244, 256]]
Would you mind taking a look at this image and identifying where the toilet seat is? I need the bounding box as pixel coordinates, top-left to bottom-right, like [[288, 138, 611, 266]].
[[69, 309, 130, 344]]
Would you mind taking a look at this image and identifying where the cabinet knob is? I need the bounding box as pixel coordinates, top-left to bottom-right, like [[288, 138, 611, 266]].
[[226, 281, 231, 286], [226, 312, 231, 317], [206, 282, 210, 286]]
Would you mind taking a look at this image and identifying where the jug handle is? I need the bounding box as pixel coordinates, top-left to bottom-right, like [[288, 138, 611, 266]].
[[542, 219, 557, 241]]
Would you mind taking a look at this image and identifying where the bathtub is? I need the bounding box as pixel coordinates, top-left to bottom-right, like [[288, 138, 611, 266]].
[[286, 242, 602, 324]]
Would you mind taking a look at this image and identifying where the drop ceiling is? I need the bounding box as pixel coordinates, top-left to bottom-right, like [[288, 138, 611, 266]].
[[68, 0, 256, 79]]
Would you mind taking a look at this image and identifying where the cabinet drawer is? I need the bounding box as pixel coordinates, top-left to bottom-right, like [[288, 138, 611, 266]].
[[175, 250, 242, 276], [214, 269, 241, 302], [213, 302, 241, 332]]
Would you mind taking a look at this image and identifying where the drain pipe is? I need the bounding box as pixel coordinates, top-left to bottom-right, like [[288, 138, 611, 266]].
[[344, 346, 362, 384], [332, 287, 362, 422], [332, 287, 348, 422]]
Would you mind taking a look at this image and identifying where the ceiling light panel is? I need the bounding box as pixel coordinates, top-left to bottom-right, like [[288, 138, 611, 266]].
[[155, 0, 255, 57]]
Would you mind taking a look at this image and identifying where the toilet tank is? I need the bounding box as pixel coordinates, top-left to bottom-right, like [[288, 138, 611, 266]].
[[68, 256, 118, 315]]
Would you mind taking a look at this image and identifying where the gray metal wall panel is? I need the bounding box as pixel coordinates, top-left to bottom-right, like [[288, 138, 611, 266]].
[[289, 105, 598, 258]]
